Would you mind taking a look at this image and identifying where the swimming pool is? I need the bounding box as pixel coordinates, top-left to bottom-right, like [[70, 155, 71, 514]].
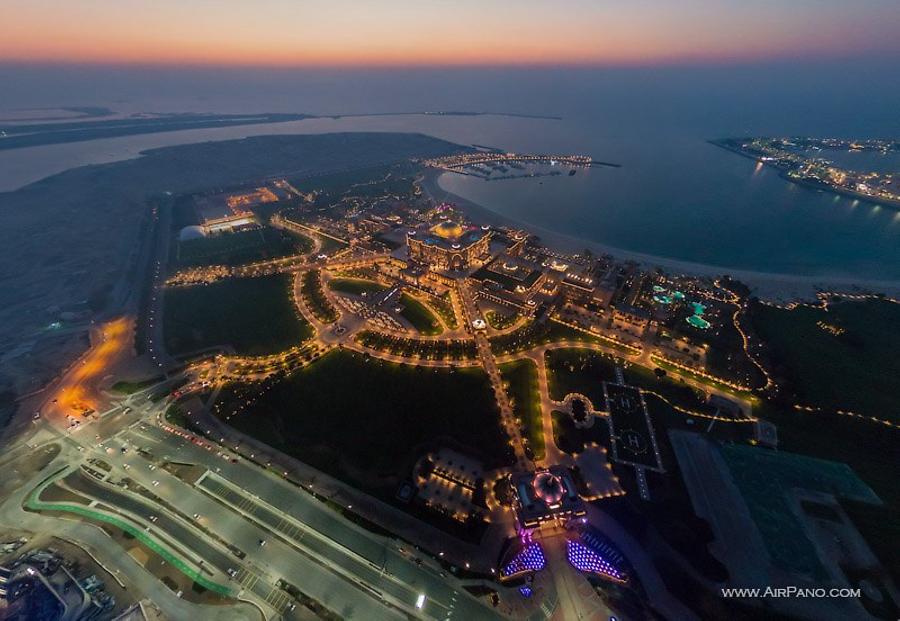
[[687, 315, 711, 329]]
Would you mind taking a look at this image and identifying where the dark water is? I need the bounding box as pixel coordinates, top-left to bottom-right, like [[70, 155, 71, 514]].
[[437, 124, 900, 279], [3, 62, 900, 279]]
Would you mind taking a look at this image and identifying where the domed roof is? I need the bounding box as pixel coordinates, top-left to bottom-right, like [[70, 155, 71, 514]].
[[533, 471, 565, 505], [430, 220, 465, 240], [179, 225, 207, 241]]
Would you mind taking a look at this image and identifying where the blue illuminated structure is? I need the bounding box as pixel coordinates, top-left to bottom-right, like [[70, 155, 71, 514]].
[[519, 586, 533, 598], [566, 540, 626, 581], [501, 542, 547, 578]]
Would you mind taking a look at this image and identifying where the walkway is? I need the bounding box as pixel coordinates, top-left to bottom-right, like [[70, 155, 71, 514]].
[[457, 281, 530, 469]]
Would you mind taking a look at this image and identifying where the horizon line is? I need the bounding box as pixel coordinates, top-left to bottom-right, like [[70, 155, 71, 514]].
[[2, 49, 898, 72]]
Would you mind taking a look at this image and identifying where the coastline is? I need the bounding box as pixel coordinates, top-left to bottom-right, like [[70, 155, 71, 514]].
[[421, 168, 900, 303], [709, 139, 900, 212]]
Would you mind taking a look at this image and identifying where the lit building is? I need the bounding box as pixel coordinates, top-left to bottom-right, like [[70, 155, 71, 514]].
[[406, 220, 491, 272], [565, 525, 629, 583], [471, 254, 545, 310], [510, 467, 586, 529], [192, 187, 281, 235], [499, 539, 547, 581]]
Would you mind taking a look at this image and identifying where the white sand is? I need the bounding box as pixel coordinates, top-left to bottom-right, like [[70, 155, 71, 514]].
[[421, 169, 900, 304]]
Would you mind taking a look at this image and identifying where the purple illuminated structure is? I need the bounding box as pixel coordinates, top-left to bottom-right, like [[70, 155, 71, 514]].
[[518, 586, 533, 598], [566, 540, 625, 581], [533, 471, 565, 506], [510, 466, 585, 528], [501, 542, 547, 578]]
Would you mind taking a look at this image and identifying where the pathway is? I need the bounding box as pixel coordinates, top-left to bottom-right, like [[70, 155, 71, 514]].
[[457, 281, 530, 469]]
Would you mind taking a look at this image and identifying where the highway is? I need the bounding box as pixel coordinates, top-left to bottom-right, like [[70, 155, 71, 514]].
[[61, 460, 401, 619], [7, 367, 508, 621], [113, 417, 504, 620]]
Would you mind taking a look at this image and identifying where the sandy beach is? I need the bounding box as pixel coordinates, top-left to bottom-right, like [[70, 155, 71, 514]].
[[421, 168, 900, 303]]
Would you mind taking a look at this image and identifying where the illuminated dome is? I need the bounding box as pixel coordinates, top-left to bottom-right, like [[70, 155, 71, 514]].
[[430, 221, 465, 240], [179, 225, 207, 241], [533, 471, 565, 505]]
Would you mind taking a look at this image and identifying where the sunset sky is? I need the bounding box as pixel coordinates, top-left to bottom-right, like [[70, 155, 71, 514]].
[[3, 0, 899, 67]]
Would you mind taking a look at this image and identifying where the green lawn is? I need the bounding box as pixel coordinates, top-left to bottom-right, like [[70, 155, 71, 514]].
[[486, 310, 518, 330], [316, 235, 348, 256], [651, 356, 755, 400], [545, 348, 721, 417], [110, 376, 164, 394], [752, 299, 900, 423], [430, 292, 459, 329], [551, 410, 610, 455], [489, 319, 601, 355], [214, 350, 513, 493], [300, 269, 338, 323], [399, 293, 442, 336], [499, 359, 545, 460], [327, 278, 388, 297], [164, 274, 311, 356], [175, 226, 309, 268], [355, 331, 477, 361]]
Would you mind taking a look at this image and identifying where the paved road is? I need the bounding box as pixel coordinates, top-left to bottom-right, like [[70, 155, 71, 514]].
[[0, 458, 262, 621], [119, 419, 504, 620], [12, 401, 489, 620], [81, 430, 410, 620], [175, 402, 508, 574]]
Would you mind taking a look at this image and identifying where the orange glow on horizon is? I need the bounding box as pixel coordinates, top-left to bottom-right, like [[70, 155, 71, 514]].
[[2, 1, 898, 68]]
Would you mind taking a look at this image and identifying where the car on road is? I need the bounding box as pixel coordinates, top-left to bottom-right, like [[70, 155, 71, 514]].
[[151, 480, 160, 486], [258, 539, 267, 547]]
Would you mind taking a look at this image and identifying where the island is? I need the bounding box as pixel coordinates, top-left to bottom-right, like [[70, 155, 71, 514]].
[[713, 136, 900, 209]]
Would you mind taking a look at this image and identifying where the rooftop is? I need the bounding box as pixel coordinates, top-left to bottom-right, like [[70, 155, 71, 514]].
[[408, 221, 488, 251]]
